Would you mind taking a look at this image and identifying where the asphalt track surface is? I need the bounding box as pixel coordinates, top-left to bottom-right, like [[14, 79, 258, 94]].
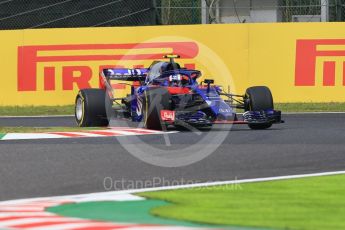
[[0, 113, 345, 201]]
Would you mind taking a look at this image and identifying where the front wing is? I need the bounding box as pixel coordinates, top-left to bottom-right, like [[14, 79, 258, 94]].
[[160, 109, 283, 126]]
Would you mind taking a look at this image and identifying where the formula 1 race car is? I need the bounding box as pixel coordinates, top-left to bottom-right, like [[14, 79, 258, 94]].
[[75, 54, 282, 130]]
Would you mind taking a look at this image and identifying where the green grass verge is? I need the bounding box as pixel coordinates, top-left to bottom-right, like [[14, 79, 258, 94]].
[[0, 105, 74, 116], [275, 102, 345, 112], [0, 126, 102, 133], [0, 103, 344, 116], [140, 174, 345, 230]]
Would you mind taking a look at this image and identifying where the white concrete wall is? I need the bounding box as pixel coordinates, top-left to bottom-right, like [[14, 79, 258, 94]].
[[218, 0, 280, 23]]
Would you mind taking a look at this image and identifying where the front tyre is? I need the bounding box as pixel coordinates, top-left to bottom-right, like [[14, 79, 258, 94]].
[[75, 89, 111, 127], [245, 86, 274, 130]]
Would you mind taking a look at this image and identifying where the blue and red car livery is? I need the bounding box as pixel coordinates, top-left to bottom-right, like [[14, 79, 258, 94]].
[[75, 54, 283, 130]]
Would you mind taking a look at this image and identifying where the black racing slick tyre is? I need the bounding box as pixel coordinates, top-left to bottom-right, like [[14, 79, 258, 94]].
[[245, 86, 274, 111], [75, 89, 111, 127], [143, 88, 171, 130], [245, 86, 274, 130]]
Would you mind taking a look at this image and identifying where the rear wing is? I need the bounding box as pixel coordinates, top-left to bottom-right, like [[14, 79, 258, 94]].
[[102, 68, 148, 81]]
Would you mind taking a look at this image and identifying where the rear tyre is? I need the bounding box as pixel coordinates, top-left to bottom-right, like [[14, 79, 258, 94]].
[[245, 86, 273, 130], [75, 89, 112, 127], [143, 88, 170, 130]]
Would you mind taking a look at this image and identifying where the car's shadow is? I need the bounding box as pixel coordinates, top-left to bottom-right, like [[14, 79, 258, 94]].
[[108, 118, 282, 132], [170, 125, 282, 133]]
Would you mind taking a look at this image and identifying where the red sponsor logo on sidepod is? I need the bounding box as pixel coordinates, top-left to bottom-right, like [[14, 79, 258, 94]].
[[160, 110, 175, 122]]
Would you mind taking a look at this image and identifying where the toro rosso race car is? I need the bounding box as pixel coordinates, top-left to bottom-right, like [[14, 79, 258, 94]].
[[75, 54, 282, 130]]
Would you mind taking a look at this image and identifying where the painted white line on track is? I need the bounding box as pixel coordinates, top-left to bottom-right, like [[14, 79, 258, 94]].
[[0, 213, 55, 218], [0, 207, 44, 211], [1, 133, 62, 140], [54, 132, 102, 137], [19, 222, 156, 230], [1, 170, 345, 206], [0, 129, 179, 141], [70, 193, 144, 203], [18, 222, 117, 230]]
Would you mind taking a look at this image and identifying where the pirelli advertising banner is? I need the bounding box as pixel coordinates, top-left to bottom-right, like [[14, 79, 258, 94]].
[[0, 22, 345, 105]]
